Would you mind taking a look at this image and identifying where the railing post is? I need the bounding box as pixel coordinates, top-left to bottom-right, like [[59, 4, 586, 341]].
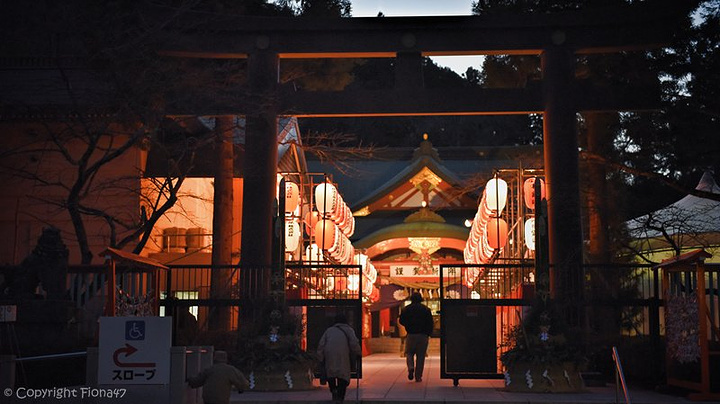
[[649, 267, 661, 342], [0, 354, 15, 390], [612, 346, 631, 404]]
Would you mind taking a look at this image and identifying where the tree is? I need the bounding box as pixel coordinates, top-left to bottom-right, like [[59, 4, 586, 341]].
[[0, 1, 229, 264]]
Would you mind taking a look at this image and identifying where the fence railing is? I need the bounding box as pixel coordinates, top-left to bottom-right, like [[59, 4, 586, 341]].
[[1, 261, 667, 341], [612, 346, 632, 404]]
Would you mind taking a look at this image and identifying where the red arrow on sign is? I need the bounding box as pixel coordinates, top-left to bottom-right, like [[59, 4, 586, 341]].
[[113, 343, 156, 368]]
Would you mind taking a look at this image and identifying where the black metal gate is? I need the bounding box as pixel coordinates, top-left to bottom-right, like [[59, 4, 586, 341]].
[[439, 263, 534, 385], [286, 263, 363, 378]]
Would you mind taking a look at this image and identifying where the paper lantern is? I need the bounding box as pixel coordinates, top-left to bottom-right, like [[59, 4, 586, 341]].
[[284, 220, 301, 252], [369, 286, 380, 302], [485, 178, 508, 214], [304, 211, 320, 236], [275, 174, 283, 199], [486, 217, 508, 249], [305, 243, 323, 262], [284, 181, 300, 214], [524, 218, 536, 251], [523, 178, 546, 210], [315, 219, 337, 250], [362, 275, 373, 296], [315, 182, 339, 216], [347, 274, 360, 291], [334, 276, 347, 291]]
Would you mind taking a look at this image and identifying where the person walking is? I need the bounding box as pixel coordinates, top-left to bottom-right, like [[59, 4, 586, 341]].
[[187, 350, 249, 404], [317, 313, 362, 403], [399, 292, 433, 382]]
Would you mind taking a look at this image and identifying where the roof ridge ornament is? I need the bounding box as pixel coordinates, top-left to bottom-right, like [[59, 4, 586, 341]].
[[412, 133, 441, 161], [404, 207, 446, 223]]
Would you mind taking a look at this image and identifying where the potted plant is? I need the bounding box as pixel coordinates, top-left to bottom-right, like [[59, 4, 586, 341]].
[[232, 304, 317, 391], [499, 301, 587, 392]]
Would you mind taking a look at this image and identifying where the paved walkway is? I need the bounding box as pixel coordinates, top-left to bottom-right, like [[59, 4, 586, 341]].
[[229, 353, 704, 404]]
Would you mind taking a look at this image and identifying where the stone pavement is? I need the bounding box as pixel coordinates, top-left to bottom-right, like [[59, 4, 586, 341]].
[[229, 353, 705, 404]]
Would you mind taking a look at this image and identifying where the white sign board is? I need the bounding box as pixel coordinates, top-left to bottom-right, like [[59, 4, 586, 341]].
[[389, 265, 460, 278], [98, 317, 172, 385], [0, 305, 17, 322]]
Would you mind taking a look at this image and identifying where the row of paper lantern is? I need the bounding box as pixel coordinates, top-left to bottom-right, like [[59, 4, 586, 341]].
[[315, 182, 355, 238], [464, 178, 510, 265], [285, 181, 377, 297], [484, 176, 547, 212], [324, 274, 378, 298], [314, 219, 355, 264], [290, 253, 379, 300], [356, 253, 378, 290], [463, 177, 545, 263], [280, 177, 379, 301]]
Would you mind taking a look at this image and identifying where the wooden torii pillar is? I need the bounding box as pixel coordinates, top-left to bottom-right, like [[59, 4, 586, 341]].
[[542, 43, 585, 327], [239, 48, 278, 317]]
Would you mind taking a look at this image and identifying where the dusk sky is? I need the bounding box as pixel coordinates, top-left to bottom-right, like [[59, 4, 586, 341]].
[[351, 0, 484, 75]]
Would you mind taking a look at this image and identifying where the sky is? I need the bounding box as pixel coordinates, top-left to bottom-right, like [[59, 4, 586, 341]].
[[349, 0, 484, 75]]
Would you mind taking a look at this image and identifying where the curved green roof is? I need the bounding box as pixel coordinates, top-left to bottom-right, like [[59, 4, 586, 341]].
[[354, 221, 469, 249]]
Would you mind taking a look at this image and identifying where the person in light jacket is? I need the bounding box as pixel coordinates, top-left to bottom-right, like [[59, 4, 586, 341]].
[[317, 313, 362, 403], [187, 350, 249, 404]]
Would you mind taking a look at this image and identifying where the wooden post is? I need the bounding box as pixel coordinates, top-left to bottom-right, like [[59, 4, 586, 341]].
[[210, 115, 235, 331], [695, 260, 710, 398], [106, 260, 116, 316], [542, 43, 585, 328], [240, 48, 279, 320]]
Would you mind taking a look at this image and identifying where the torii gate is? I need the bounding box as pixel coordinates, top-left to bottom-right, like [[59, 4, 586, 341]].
[[160, 2, 687, 325]]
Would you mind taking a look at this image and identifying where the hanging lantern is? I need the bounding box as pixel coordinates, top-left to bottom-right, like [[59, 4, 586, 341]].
[[523, 177, 546, 210], [486, 217, 508, 249], [275, 174, 283, 199], [334, 276, 347, 291], [369, 286, 380, 302], [306, 243, 323, 262], [347, 274, 360, 291], [285, 220, 301, 252], [524, 218, 536, 251], [315, 182, 339, 216], [362, 275, 373, 296], [315, 219, 337, 250], [284, 181, 300, 214], [484, 178, 508, 214], [304, 211, 320, 236]]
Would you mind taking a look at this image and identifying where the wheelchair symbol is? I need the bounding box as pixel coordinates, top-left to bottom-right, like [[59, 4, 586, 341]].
[[125, 321, 145, 340]]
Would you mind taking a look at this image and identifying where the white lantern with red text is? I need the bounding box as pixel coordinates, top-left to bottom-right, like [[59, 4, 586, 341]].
[[285, 220, 301, 252], [524, 218, 536, 251], [523, 178, 546, 210], [284, 181, 300, 214], [315, 183, 339, 216]]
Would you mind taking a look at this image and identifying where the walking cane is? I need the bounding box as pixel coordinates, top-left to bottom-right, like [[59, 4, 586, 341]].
[[355, 355, 360, 404]]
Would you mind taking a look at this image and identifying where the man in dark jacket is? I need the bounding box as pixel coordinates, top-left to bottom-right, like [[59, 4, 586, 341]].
[[399, 292, 433, 382]]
